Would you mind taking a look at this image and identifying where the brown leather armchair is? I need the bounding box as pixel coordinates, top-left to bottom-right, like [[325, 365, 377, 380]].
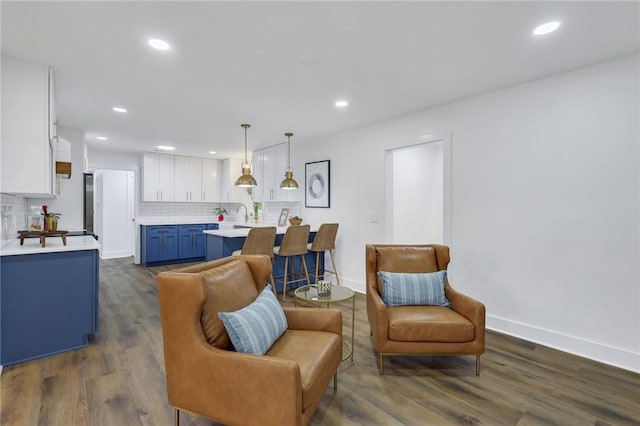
[[366, 244, 485, 375], [157, 255, 342, 426]]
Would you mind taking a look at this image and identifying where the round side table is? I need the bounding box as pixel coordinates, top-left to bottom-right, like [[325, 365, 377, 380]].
[[294, 285, 355, 362]]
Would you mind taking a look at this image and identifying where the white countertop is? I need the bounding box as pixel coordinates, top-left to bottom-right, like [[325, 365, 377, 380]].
[[204, 224, 317, 238], [0, 235, 101, 257]]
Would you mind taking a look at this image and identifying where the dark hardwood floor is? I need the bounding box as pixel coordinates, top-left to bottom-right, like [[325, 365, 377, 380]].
[[2, 257, 639, 425]]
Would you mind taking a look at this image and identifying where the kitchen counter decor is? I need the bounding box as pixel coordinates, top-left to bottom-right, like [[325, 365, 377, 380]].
[[18, 230, 68, 247]]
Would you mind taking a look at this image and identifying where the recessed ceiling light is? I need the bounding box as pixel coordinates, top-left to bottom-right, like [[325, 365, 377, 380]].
[[156, 145, 175, 151], [209, 151, 217, 155], [533, 21, 560, 35], [97, 136, 108, 141], [112, 107, 127, 113], [148, 39, 171, 50], [335, 100, 348, 108]]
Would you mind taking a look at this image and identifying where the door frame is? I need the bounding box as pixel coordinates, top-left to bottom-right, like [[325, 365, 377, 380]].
[[384, 132, 452, 244]]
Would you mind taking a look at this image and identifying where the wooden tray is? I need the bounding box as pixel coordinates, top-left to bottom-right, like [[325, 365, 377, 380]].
[[18, 230, 68, 248]]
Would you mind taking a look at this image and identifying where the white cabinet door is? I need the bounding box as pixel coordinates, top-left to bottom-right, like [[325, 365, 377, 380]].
[[142, 153, 175, 201], [220, 158, 244, 202], [252, 143, 292, 202], [251, 150, 266, 202], [1, 56, 54, 196], [174, 156, 202, 202], [201, 158, 220, 202], [157, 154, 175, 201]]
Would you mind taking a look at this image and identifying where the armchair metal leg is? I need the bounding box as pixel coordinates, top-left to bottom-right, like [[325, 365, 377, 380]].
[[378, 353, 384, 375], [174, 407, 180, 426], [476, 354, 481, 376], [334, 372, 338, 390]]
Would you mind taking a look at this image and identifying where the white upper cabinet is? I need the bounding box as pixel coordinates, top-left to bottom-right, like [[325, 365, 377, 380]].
[[142, 153, 175, 201], [220, 158, 244, 202], [201, 158, 220, 202], [252, 143, 292, 202], [174, 155, 202, 202], [1, 56, 55, 196]]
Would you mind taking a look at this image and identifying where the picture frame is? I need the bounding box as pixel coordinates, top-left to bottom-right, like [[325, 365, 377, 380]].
[[277, 208, 290, 226], [305, 160, 330, 208]]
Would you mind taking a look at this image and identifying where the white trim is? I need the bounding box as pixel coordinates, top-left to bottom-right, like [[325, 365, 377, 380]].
[[488, 314, 640, 374]]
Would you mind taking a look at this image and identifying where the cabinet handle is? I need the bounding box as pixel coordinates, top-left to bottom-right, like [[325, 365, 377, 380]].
[[202, 192, 205, 200]]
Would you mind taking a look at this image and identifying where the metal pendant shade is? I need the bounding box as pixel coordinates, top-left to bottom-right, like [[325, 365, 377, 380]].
[[236, 123, 257, 187], [280, 132, 299, 190]]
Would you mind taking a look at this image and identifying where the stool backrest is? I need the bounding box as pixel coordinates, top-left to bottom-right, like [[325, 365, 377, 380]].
[[241, 227, 277, 259], [310, 223, 339, 251], [278, 225, 310, 256]]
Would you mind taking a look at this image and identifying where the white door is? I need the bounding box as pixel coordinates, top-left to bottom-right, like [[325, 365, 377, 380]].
[[385, 137, 451, 244], [96, 169, 135, 259]]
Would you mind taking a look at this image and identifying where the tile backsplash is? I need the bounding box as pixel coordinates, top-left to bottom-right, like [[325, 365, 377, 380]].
[[1, 194, 28, 246], [137, 201, 300, 224]]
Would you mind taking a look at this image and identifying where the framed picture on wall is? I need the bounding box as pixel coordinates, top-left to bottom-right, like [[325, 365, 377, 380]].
[[305, 160, 330, 208]]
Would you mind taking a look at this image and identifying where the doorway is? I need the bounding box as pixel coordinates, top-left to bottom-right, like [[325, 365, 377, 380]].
[[385, 136, 451, 244], [94, 169, 135, 259]]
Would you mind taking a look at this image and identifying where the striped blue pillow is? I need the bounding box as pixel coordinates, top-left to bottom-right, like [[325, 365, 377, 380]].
[[378, 271, 451, 307], [218, 285, 288, 355]]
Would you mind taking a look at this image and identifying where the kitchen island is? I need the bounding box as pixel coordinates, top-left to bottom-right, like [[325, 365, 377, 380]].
[[0, 235, 100, 366], [204, 224, 323, 291]]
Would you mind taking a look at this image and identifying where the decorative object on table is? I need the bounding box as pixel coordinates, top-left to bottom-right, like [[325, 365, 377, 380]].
[[305, 160, 330, 208], [29, 206, 42, 231], [289, 216, 303, 226], [277, 208, 290, 226], [280, 132, 299, 190], [316, 280, 332, 296], [214, 207, 228, 222], [235, 123, 257, 187], [253, 202, 262, 223], [46, 213, 61, 231], [41, 205, 49, 231]]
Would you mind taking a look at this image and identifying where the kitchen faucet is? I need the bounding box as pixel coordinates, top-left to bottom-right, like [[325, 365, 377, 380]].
[[237, 203, 249, 223]]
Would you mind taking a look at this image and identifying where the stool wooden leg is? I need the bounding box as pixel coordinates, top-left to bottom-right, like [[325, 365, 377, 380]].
[[329, 249, 340, 285], [315, 251, 321, 284], [282, 257, 289, 302], [300, 255, 311, 286]]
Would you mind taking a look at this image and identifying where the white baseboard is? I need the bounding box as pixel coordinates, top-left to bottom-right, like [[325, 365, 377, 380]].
[[100, 250, 133, 260], [0, 365, 3, 376], [488, 314, 640, 374]]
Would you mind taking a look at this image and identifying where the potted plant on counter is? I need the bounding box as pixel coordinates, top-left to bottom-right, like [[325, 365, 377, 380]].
[[214, 207, 228, 222]]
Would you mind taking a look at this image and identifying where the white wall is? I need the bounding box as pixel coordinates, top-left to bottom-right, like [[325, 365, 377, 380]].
[[28, 126, 85, 231], [294, 54, 639, 373]]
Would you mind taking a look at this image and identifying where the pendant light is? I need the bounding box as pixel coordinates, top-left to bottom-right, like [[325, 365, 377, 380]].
[[280, 132, 299, 190], [235, 123, 257, 187]]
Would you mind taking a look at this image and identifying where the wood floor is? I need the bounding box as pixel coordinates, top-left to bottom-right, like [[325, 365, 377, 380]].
[[2, 257, 639, 426]]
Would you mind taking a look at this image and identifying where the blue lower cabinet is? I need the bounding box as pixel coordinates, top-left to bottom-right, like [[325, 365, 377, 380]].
[[178, 225, 206, 259], [141, 224, 215, 266], [142, 225, 178, 264], [0, 249, 99, 366]]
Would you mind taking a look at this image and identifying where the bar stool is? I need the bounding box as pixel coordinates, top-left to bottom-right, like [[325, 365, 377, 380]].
[[273, 225, 311, 301], [232, 227, 277, 294], [307, 223, 340, 285]]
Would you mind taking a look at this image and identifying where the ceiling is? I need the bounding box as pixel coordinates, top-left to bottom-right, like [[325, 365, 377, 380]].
[[2, 1, 638, 159]]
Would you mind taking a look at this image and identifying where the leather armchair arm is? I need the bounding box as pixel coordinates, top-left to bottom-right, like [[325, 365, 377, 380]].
[[283, 307, 342, 335], [446, 284, 486, 335]]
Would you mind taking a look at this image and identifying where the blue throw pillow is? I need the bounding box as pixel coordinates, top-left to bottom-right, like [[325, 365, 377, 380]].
[[218, 285, 288, 355], [378, 270, 451, 307]]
